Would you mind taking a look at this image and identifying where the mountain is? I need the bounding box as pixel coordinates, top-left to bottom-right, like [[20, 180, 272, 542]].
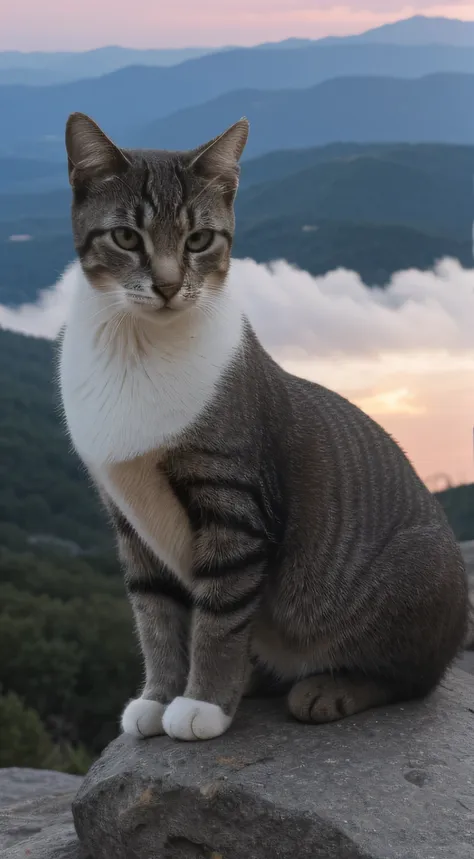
[[0, 234, 74, 305], [236, 144, 474, 239], [260, 16, 474, 49], [0, 329, 108, 550], [334, 15, 474, 47], [0, 188, 69, 223], [1, 45, 474, 157], [233, 218, 472, 286], [2, 15, 473, 88], [0, 46, 219, 86], [139, 74, 474, 157], [0, 158, 67, 194], [1, 142, 473, 305], [238, 141, 474, 191]]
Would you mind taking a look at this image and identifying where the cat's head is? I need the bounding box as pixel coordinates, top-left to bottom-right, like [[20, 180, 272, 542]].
[[65, 112, 248, 318]]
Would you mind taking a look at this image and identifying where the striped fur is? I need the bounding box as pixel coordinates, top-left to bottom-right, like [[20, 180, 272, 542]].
[[60, 115, 469, 742]]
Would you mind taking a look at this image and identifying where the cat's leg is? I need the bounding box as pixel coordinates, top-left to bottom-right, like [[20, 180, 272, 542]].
[[118, 530, 191, 738], [162, 459, 271, 741], [288, 527, 467, 724], [162, 570, 265, 741]]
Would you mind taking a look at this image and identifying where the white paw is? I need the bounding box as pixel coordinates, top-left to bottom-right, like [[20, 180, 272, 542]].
[[121, 697, 166, 738], [162, 697, 232, 741]]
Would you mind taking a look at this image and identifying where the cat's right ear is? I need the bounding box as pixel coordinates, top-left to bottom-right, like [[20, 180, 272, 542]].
[[65, 113, 130, 188]]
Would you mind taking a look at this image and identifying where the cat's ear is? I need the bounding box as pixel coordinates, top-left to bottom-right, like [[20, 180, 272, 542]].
[[189, 119, 249, 184], [65, 112, 130, 188]]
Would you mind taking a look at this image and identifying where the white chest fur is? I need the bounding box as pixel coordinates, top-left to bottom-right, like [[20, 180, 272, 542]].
[[59, 262, 243, 466], [59, 263, 243, 576]]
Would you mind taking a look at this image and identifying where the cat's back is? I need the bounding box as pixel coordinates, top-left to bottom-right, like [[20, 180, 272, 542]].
[[280, 365, 447, 544]]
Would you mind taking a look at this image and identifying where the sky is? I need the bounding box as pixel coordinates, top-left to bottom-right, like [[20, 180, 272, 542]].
[[1, 257, 473, 488], [2, 2, 474, 50]]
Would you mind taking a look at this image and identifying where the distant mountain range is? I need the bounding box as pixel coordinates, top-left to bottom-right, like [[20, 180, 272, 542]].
[[320, 15, 474, 47], [0, 142, 472, 305], [138, 74, 474, 157], [1, 16, 474, 87], [1, 46, 474, 159], [0, 46, 219, 85], [235, 143, 474, 240]]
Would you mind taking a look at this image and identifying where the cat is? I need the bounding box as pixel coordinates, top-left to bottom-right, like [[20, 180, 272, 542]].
[[59, 112, 468, 742]]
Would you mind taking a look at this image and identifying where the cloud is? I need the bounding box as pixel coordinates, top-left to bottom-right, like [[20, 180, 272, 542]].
[[1, 257, 473, 360], [231, 256, 474, 360], [0, 262, 77, 339]]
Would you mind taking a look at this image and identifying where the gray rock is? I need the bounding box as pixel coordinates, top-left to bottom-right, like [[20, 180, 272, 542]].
[[0, 770, 85, 859], [0, 793, 85, 858], [0, 768, 82, 808], [73, 669, 474, 859]]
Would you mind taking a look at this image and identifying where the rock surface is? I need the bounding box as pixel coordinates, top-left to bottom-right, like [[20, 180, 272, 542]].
[[73, 669, 474, 859], [0, 793, 84, 858], [0, 770, 84, 858], [0, 768, 82, 809]]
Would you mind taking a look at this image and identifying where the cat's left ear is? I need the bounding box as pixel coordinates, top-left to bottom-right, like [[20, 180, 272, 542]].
[[65, 112, 130, 188], [189, 119, 249, 187]]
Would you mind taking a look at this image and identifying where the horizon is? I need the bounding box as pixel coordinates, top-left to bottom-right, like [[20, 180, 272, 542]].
[[2, 6, 474, 52]]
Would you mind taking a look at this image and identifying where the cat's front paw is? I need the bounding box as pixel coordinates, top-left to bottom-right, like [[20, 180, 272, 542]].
[[162, 697, 232, 741], [121, 697, 166, 738]]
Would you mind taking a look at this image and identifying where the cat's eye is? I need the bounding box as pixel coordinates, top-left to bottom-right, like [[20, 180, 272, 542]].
[[185, 229, 215, 253], [111, 228, 141, 252]]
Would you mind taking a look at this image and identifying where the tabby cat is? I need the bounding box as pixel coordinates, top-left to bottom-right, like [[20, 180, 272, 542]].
[[59, 112, 468, 741]]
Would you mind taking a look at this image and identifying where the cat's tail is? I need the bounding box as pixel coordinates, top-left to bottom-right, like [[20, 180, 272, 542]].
[[464, 588, 474, 650]]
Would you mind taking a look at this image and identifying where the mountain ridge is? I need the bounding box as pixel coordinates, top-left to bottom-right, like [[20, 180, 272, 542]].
[[2, 15, 474, 87], [321, 15, 474, 47], [138, 73, 474, 157], [1, 45, 474, 156]]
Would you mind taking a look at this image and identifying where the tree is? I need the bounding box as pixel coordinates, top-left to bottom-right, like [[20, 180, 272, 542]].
[[0, 690, 55, 768]]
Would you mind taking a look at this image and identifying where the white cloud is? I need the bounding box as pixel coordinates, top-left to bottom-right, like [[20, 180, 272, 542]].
[[1, 257, 473, 359], [232, 256, 474, 359], [0, 261, 77, 339]]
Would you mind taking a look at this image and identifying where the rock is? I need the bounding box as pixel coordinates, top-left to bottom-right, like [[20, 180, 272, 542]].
[[0, 771, 85, 859], [0, 793, 85, 858], [0, 768, 82, 809], [73, 669, 474, 859]]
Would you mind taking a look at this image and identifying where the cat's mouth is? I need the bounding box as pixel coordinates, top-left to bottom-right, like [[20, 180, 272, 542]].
[[126, 295, 181, 319]]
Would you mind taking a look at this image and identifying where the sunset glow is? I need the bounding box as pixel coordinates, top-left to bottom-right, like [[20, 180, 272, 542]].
[[284, 351, 474, 486], [2, 2, 474, 50]]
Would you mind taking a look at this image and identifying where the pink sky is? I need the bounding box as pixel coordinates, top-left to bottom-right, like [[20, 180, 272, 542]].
[[2, 2, 474, 51]]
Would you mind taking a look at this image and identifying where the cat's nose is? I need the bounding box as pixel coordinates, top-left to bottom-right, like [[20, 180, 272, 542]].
[[150, 256, 181, 300], [151, 281, 181, 299]]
